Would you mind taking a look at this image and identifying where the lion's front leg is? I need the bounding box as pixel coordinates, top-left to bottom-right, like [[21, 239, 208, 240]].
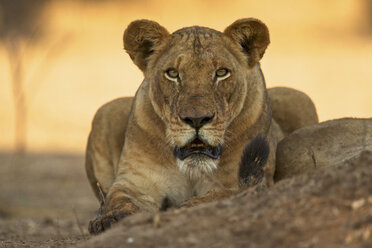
[[88, 161, 188, 234], [88, 184, 140, 235]]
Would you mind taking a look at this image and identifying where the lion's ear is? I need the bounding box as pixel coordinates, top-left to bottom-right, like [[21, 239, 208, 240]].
[[124, 20, 169, 72], [223, 18, 270, 67]]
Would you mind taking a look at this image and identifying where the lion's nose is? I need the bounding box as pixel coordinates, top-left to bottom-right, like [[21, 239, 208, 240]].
[[180, 113, 215, 129]]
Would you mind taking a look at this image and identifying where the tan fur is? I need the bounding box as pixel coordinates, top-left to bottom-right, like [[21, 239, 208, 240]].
[[86, 19, 318, 234], [85, 97, 133, 201], [275, 118, 372, 181], [268, 87, 318, 136]]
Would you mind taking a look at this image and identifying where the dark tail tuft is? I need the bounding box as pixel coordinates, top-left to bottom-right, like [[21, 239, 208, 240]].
[[238, 135, 270, 187], [160, 196, 172, 211]]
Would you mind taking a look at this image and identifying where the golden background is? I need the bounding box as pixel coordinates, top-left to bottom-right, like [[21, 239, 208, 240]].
[[1, 0, 371, 154]]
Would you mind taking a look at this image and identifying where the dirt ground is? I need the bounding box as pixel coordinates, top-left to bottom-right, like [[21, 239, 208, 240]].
[[0, 151, 371, 247], [0, 153, 97, 247]]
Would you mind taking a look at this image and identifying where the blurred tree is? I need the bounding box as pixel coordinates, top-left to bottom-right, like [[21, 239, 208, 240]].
[[367, 0, 372, 34], [0, 0, 117, 157], [0, 0, 49, 155]]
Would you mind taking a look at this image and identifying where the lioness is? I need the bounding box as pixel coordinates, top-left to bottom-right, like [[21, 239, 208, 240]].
[[86, 18, 318, 234]]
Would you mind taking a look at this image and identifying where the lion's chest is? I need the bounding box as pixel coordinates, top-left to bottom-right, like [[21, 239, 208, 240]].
[[158, 171, 216, 207]]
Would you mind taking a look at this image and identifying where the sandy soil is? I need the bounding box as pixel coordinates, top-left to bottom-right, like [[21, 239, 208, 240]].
[[0, 153, 97, 247], [0, 151, 371, 247]]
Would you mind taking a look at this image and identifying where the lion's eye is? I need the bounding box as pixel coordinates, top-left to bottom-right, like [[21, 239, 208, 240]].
[[165, 68, 179, 80], [215, 68, 230, 80]]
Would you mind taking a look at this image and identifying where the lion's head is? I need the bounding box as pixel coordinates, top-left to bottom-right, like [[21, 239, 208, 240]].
[[124, 19, 270, 177]]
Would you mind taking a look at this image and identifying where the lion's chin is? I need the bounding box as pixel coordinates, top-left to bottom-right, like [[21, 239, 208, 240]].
[[173, 138, 222, 160], [176, 155, 218, 179]]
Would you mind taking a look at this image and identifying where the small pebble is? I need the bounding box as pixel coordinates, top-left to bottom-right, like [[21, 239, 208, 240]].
[[127, 237, 134, 244], [351, 199, 365, 210]]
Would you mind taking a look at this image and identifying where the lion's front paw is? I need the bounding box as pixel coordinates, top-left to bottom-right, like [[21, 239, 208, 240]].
[[88, 210, 130, 235]]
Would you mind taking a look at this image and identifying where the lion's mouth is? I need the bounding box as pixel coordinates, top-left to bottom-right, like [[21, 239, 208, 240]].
[[174, 137, 222, 160]]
